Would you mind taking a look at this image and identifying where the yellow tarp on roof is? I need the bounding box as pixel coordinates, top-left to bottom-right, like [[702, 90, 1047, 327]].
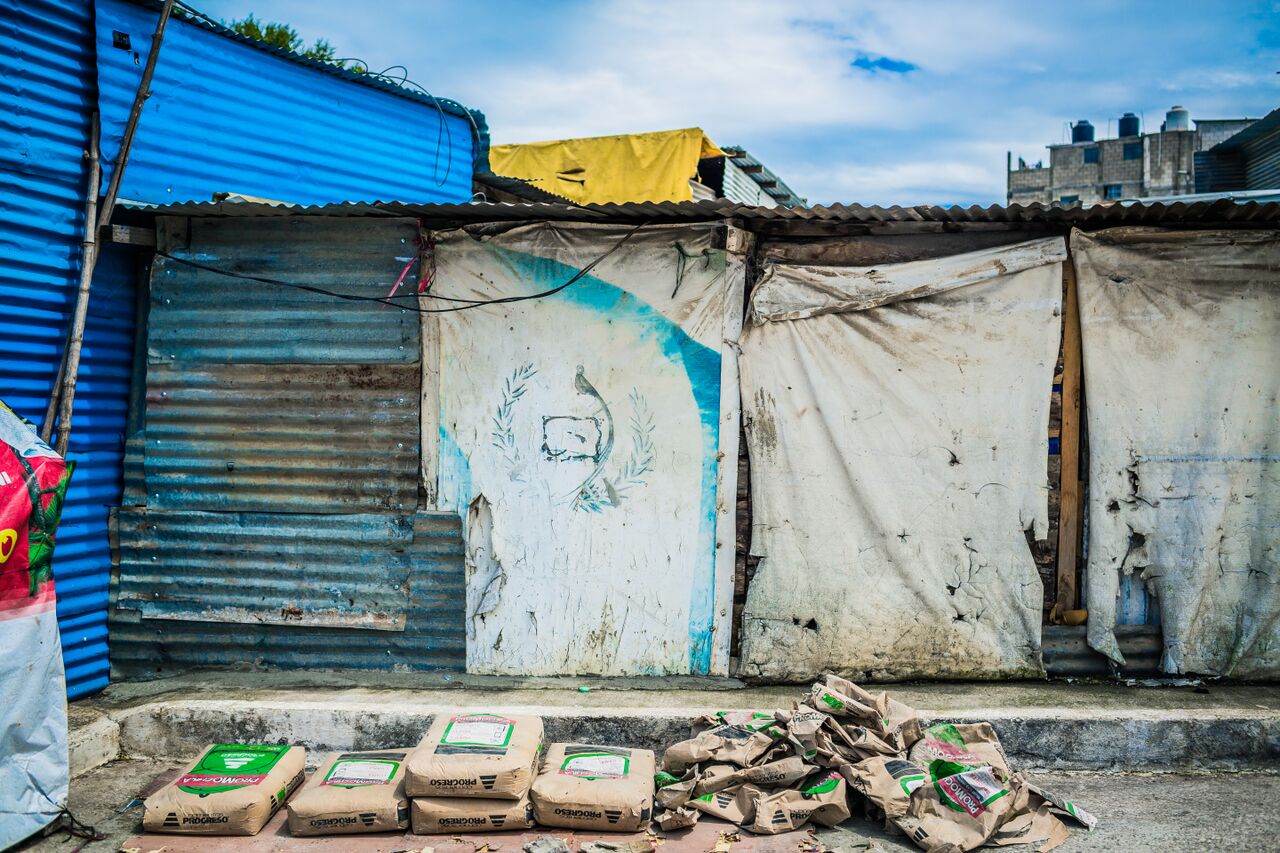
[[489, 127, 721, 205]]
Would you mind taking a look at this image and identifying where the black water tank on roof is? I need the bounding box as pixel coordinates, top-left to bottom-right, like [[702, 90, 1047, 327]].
[[1072, 120, 1095, 143], [1119, 112, 1140, 137]]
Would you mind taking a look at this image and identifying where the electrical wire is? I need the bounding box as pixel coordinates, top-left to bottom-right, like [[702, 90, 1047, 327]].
[[154, 222, 648, 314]]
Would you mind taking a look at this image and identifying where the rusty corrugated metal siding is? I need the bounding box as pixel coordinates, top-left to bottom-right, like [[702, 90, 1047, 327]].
[[143, 363, 419, 514], [113, 217, 466, 675], [111, 511, 464, 674], [149, 217, 419, 364], [116, 510, 413, 630]]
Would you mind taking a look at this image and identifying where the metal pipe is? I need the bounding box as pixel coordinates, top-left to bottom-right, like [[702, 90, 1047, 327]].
[[52, 0, 175, 456]]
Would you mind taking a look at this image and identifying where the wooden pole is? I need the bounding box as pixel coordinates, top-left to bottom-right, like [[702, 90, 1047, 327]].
[[52, 115, 100, 455], [1054, 252, 1085, 617], [39, 325, 71, 443], [52, 0, 175, 456]]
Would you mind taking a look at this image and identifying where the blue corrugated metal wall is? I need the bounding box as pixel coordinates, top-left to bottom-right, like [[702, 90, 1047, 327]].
[[1, 0, 137, 699], [2, 0, 484, 699], [96, 0, 477, 205]]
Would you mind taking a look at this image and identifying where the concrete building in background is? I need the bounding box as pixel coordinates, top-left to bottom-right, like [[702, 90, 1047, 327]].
[[1008, 106, 1257, 206]]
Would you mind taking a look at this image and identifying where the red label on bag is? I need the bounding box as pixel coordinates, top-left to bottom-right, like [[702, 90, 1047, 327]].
[[178, 774, 268, 788]]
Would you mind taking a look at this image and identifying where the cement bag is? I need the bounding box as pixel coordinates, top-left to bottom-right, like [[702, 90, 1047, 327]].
[[531, 743, 655, 831], [143, 744, 305, 835], [898, 724, 1064, 852], [749, 771, 852, 835], [287, 750, 409, 835], [406, 712, 543, 799], [0, 403, 72, 849], [411, 793, 535, 833]]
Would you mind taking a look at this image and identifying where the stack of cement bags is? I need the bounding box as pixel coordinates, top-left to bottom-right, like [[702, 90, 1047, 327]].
[[407, 712, 542, 833], [654, 674, 1095, 852], [531, 743, 656, 831]]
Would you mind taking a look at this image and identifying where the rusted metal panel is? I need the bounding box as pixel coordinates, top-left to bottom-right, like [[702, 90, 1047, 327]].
[[143, 362, 419, 513], [110, 512, 464, 670], [149, 217, 420, 364], [116, 509, 412, 631]]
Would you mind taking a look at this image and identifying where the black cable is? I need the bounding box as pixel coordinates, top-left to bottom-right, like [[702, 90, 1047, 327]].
[[155, 222, 647, 314]]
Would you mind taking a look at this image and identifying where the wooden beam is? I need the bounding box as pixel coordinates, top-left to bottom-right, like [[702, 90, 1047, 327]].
[[1055, 252, 1084, 617], [739, 163, 764, 174], [102, 224, 157, 247]]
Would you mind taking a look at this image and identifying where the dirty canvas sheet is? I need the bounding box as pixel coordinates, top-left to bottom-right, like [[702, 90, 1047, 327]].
[[1073, 227, 1280, 677], [738, 239, 1065, 679], [432, 222, 743, 675]]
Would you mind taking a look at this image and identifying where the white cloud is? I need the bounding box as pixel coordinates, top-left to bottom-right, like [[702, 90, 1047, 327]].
[[197, 0, 1279, 206]]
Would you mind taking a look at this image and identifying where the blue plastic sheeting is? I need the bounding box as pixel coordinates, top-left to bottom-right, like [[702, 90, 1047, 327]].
[[96, 0, 477, 205], [0, 0, 135, 700]]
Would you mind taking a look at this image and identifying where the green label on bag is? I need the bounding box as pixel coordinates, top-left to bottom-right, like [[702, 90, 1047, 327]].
[[177, 744, 289, 794]]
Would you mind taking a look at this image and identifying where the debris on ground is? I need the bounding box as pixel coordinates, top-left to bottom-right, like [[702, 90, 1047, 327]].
[[653, 674, 1096, 852], [812, 824, 874, 852], [523, 836, 571, 853], [579, 840, 653, 853]]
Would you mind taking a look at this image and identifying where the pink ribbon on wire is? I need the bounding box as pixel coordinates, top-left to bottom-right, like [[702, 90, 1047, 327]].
[[384, 255, 419, 304]]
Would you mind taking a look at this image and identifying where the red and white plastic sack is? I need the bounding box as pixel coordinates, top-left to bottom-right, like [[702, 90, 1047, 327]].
[[0, 402, 73, 848]]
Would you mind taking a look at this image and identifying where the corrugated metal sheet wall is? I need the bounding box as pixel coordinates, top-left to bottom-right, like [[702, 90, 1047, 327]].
[[1244, 124, 1280, 191], [96, 0, 476, 205], [112, 217, 465, 675], [721, 159, 778, 208], [4, 0, 483, 698], [1, 0, 139, 699]]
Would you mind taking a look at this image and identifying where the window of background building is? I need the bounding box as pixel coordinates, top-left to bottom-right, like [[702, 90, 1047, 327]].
[[1123, 141, 1143, 160], [1060, 195, 1080, 205], [1104, 184, 1123, 200], [1083, 147, 1100, 164]]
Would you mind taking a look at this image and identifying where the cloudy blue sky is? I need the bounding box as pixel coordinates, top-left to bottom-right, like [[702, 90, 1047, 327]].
[[199, 0, 1279, 206]]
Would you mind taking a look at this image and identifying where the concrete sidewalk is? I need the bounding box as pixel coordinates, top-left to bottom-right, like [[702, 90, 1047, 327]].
[[20, 759, 1280, 853], [68, 671, 1280, 776]]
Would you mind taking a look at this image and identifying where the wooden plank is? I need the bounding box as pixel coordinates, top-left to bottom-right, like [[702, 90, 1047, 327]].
[[1055, 253, 1084, 617], [103, 223, 158, 246]]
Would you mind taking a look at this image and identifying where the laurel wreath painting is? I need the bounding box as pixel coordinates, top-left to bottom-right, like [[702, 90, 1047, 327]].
[[488, 363, 655, 510], [491, 363, 537, 482]]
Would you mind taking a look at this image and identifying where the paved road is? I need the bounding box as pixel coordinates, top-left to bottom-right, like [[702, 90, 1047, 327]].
[[19, 760, 1280, 853]]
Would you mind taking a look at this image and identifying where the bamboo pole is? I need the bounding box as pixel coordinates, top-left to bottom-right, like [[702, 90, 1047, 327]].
[[52, 0, 175, 456]]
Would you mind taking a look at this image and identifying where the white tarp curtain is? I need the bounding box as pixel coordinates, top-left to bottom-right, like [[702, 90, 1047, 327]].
[[739, 238, 1066, 680], [1074, 227, 1280, 677], [431, 222, 742, 676]]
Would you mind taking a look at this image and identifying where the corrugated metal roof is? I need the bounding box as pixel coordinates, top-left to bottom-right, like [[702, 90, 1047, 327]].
[[132, 196, 1280, 227], [1208, 107, 1280, 154], [110, 511, 465, 674], [96, 0, 479, 205], [719, 146, 806, 207]]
